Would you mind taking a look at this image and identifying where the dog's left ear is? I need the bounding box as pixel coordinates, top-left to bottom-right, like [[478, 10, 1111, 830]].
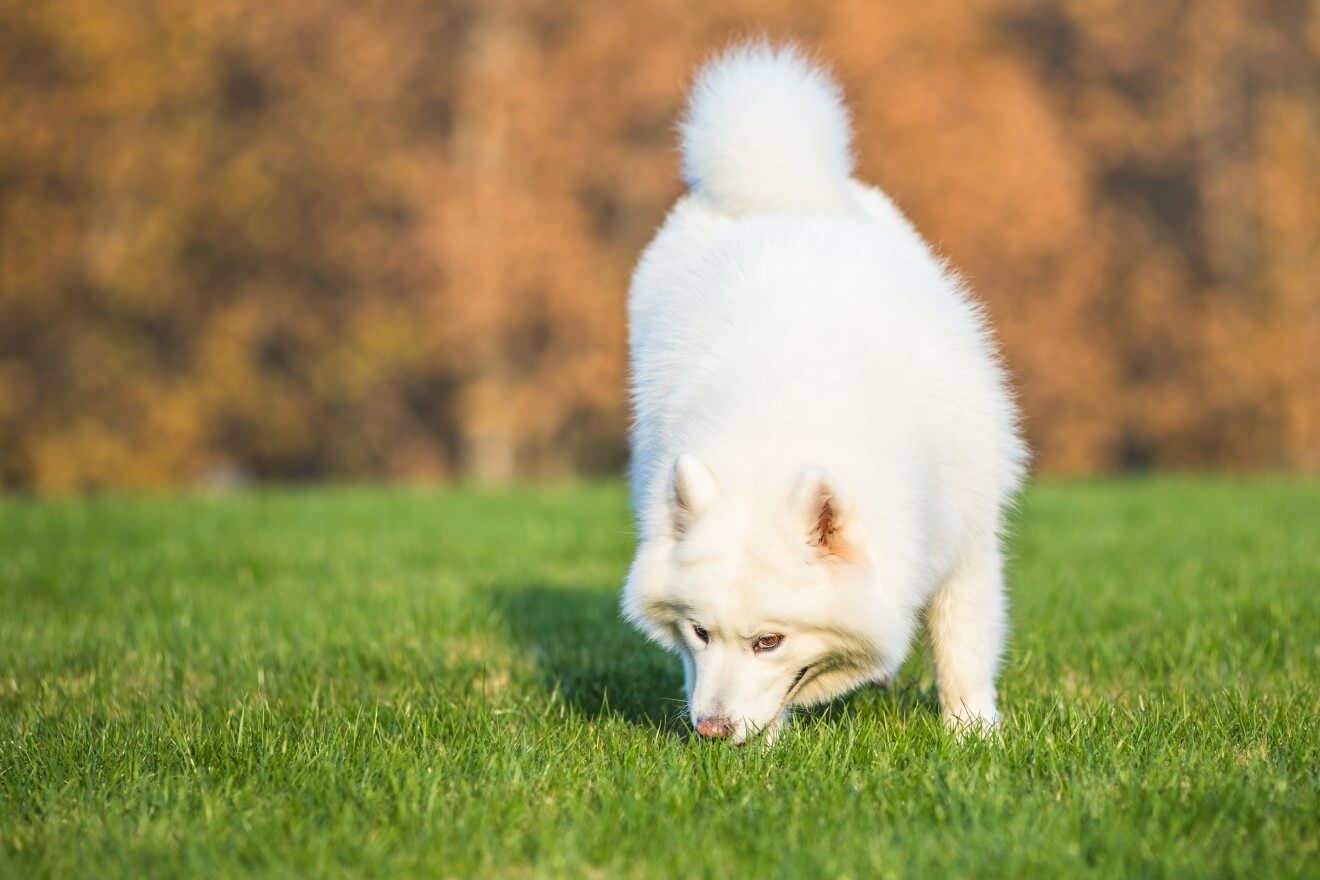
[[793, 466, 856, 561]]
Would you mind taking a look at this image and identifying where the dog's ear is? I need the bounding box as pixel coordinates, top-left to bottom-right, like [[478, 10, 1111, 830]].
[[793, 466, 856, 561], [671, 453, 718, 534]]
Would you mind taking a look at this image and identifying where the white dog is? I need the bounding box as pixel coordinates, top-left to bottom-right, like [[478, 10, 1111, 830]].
[[622, 43, 1027, 745]]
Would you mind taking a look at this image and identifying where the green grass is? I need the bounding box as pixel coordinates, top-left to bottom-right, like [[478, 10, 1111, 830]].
[[1, 480, 1317, 878]]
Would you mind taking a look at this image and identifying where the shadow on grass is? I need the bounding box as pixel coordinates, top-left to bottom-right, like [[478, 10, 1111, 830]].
[[800, 677, 943, 729], [487, 582, 689, 735], [486, 581, 944, 736]]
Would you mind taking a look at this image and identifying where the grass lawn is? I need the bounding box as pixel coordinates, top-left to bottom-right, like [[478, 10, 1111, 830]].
[[1, 479, 1317, 878]]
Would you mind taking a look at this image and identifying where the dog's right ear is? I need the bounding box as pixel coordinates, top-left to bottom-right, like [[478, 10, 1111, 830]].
[[671, 453, 718, 535]]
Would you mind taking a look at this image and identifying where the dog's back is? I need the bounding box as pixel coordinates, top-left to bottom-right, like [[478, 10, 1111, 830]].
[[628, 46, 1025, 555]]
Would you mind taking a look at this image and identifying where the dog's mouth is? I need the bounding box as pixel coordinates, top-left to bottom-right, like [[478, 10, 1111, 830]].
[[786, 665, 811, 699], [725, 667, 817, 748], [774, 664, 816, 719], [777, 657, 841, 714], [713, 664, 832, 747]]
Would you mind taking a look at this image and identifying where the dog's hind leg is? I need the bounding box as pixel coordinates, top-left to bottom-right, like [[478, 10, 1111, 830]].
[[926, 544, 1006, 732]]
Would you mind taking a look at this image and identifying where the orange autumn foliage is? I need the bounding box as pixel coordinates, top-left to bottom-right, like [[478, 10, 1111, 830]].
[[1, 0, 1316, 491]]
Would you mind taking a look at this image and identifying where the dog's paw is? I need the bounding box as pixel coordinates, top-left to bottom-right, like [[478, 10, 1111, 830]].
[[942, 704, 1001, 741]]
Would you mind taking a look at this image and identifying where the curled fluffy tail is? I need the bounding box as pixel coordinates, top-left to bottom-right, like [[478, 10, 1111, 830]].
[[681, 42, 855, 216]]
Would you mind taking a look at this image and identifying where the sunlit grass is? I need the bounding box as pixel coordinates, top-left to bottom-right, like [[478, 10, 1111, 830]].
[[1, 479, 1317, 877]]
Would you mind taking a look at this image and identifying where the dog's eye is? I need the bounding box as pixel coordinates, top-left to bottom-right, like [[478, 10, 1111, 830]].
[[691, 622, 709, 644], [753, 634, 783, 653]]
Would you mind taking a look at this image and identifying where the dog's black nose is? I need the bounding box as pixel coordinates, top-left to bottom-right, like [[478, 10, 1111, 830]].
[[695, 716, 733, 740]]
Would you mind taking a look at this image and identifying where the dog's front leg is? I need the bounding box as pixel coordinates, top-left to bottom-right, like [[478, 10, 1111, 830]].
[[926, 545, 1006, 733]]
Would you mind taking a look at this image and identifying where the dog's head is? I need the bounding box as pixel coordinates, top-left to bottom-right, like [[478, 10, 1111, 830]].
[[623, 454, 901, 745]]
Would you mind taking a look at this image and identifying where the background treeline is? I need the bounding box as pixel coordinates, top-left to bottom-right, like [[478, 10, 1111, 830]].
[[1, 0, 1316, 491]]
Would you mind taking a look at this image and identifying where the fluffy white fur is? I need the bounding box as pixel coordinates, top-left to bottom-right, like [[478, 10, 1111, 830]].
[[681, 43, 855, 215], [623, 43, 1028, 745]]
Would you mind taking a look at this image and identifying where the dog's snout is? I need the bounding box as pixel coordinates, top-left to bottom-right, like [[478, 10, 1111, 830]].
[[694, 716, 733, 740]]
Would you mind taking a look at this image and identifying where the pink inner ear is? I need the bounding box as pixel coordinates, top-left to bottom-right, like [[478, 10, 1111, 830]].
[[810, 490, 859, 561], [813, 494, 840, 549], [794, 466, 856, 561]]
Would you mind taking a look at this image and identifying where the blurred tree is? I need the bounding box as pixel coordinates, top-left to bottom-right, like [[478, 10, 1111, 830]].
[[0, 0, 1315, 491]]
